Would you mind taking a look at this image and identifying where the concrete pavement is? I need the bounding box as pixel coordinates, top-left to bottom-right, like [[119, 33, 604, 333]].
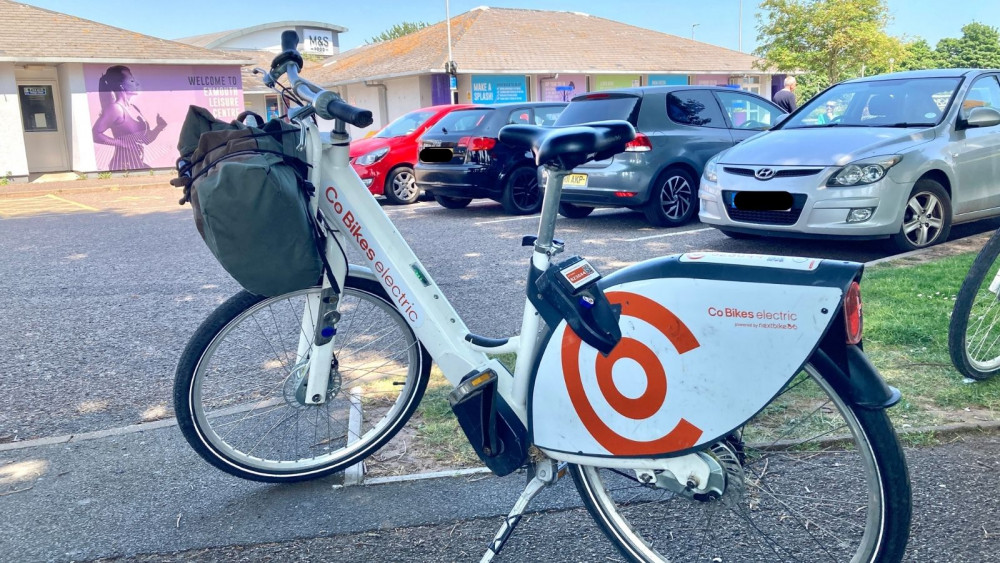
[[0, 173, 174, 199]]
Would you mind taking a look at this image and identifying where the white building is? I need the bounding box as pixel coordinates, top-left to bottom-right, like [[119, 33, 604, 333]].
[[310, 7, 777, 136], [0, 0, 250, 179]]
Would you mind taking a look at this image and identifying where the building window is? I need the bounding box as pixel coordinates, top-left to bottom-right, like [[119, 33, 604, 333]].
[[19, 85, 58, 132]]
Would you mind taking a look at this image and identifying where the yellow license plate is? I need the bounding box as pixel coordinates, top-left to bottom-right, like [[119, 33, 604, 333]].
[[564, 174, 588, 187]]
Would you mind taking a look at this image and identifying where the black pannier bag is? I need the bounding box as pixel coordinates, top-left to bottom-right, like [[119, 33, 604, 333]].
[[172, 106, 324, 297]]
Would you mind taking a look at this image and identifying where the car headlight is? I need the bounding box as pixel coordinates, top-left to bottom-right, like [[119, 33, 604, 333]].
[[704, 154, 722, 183], [356, 147, 389, 166], [828, 155, 902, 187]]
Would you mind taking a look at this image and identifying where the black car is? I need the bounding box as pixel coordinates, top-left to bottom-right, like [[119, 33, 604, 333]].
[[414, 102, 566, 214], [552, 86, 786, 226]]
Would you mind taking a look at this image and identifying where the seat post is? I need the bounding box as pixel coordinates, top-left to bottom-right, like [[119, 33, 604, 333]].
[[534, 165, 568, 255]]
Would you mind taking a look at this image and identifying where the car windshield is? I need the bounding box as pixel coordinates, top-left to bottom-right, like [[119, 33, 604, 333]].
[[781, 77, 962, 129], [374, 109, 436, 138], [431, 108, 492, 134]]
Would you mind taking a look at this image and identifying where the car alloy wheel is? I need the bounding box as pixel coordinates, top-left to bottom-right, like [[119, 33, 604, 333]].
[[643, 168, 697, 227], [501, 167, 543, 215], [891, 179, 952, 251], [384, 167, 419, 205]]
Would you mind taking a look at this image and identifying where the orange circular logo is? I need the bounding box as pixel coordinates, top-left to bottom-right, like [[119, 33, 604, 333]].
[[561, 291, 703, 456]]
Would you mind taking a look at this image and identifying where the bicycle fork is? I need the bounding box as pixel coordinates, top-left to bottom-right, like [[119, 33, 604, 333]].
[[299, 283, 341, 406]]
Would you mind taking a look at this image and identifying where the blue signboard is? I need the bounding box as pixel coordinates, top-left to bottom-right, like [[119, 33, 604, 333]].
[[471, 75, 527, 104], [648, 74, 689, 86]]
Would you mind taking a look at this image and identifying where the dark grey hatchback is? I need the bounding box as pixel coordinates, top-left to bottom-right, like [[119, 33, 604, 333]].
[[553, 86, 785, 226]]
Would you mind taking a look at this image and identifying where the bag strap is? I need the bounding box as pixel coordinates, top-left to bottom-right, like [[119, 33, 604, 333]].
[[172, 126, 308, 204], [301, 180, 343, 296]]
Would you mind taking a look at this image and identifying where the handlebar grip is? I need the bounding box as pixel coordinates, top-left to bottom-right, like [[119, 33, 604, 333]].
[[315, 91, 374, 128], [281, 30, 299, 52]]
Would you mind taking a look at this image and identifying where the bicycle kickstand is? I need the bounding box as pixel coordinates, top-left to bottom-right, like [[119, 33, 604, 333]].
[[480, 458, 561, 562]]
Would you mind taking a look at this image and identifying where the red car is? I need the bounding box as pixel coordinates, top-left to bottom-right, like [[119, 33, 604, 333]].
[[350, 104, 477, 204]]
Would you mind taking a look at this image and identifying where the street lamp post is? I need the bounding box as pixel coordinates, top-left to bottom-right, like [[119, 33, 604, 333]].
[[691, 23, 700, 40], [738, 0, 743, 52], [446, 0, 457, 104]]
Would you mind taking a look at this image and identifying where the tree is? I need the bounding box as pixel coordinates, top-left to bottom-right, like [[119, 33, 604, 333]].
[[936, 22, 1000, 69], [897, 39, 941, 71], [367, 22, 429, 44], [754, 0, 906, 99]]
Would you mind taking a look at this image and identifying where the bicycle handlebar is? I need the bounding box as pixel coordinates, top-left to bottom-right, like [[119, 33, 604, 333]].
[[269, 31, 374, 129]]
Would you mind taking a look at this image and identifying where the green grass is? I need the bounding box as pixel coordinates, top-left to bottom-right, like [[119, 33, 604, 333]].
[[410, 370, 479, 466], [863, 252, 1000, 426]]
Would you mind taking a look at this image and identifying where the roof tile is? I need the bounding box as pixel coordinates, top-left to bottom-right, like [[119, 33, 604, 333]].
[[313, 7, 763, 85], [0, 0, 245, 63]]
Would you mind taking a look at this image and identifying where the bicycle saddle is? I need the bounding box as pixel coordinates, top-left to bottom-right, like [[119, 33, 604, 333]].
[[499, 120, 636, 170]]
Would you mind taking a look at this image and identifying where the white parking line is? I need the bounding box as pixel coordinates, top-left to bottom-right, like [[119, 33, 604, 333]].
[[623, 227, 713, 242], [474, 208, 620, 225]]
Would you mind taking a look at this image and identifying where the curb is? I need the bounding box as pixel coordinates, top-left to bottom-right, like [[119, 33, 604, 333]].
[[0, 181, 171, 199], [3, 413, 999, 485]]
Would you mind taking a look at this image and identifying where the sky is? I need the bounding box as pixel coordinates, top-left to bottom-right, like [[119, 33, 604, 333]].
[[14, 0, 1000, 54]]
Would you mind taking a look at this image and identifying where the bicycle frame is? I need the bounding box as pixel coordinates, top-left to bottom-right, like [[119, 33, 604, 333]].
[[296, 116, 539, 424]]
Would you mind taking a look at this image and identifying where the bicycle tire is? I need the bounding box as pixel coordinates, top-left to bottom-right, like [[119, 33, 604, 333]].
[[948, 228, 1000, 380], [174, 274, 431, 482], [570, 359, 911, 563]]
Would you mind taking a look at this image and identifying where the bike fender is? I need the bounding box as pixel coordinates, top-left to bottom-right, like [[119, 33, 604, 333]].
[[813, 343, 901, 409], [527, 252, 862, 460], [347, 264, 377, 283]]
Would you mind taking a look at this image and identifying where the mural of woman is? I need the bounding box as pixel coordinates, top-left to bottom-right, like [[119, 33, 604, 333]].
[[92, 65, 167, 170]]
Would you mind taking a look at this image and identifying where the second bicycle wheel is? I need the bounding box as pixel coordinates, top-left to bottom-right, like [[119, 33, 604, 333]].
[[949, 229, 1000, 380], [174, 274, 430, 482], [571, 358, 911, 563]]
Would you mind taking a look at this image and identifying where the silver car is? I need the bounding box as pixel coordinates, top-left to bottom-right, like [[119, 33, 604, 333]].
[[699, 69, 1000, 250]]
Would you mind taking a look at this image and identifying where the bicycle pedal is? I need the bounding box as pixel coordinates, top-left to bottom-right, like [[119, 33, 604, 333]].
[[448, 369, 497, 406]]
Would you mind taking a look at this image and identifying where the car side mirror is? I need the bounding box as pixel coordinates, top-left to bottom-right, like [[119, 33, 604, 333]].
[[961, 106, 1000, 129]]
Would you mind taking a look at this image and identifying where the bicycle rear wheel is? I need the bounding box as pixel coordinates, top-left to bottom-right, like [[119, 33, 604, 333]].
[[570, 359, 911, 563], [174, 274, 430, 482], [948, 229, 1000, 380]]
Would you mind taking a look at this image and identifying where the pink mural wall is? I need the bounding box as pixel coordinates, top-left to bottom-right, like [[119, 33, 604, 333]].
[[84, 64, 244, 171]]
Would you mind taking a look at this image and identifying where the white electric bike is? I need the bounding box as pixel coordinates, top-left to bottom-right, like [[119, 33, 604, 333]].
[[174, 32, 911, 562]]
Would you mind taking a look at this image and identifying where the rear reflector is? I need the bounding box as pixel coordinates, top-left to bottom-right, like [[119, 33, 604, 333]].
[[844, 281, 863, 345], [615, 191, 638, 198], [624, 133, 652, 152]]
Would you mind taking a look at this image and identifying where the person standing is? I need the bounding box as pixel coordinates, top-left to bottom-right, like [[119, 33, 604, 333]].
[[773, 76, 798, 114]]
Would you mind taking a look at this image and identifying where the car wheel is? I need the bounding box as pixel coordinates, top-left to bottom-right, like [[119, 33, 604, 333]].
[[719, 229, 760, 240], [643, 168, 698, 227], [889, 179, 952, 252], [434, 195, 472, 209], [384, 166, 420, 205], [501, 167, 543, 215], [558, 202, 595, 219]]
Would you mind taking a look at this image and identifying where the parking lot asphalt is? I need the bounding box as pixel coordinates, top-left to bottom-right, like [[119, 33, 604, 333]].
[[4, 185, 1000, 561]]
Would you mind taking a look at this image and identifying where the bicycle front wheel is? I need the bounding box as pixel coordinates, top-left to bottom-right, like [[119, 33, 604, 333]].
[[174, 275, 430, 482], [571, 359, 911, 563], [949, 229, 1000, 380]]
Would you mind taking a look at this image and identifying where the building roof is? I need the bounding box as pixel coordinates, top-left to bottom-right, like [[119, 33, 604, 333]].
[[313, 7, 765, 86], [176, 20, 348, 49], [0, 0, 250, 65]]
